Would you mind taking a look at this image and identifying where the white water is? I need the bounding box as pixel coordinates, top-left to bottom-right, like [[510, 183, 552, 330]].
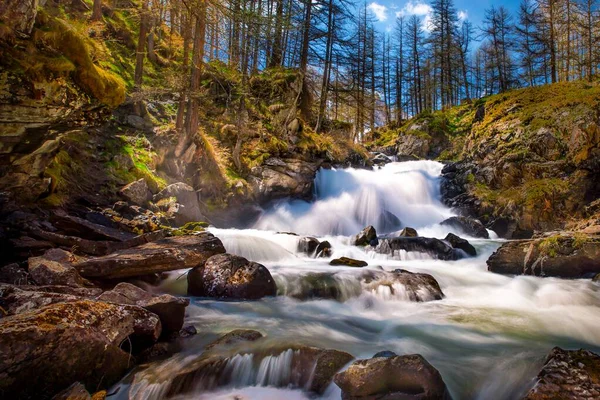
[[114, 161, 600, 400]]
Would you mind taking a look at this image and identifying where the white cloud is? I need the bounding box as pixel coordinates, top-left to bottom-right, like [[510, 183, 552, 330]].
[[368, 2, 388, 21], [395, 1, 434, 32], [458, 10, 468, 21]]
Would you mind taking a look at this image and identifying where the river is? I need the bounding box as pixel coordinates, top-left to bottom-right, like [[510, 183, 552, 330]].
[[112, 160, 600, 400]]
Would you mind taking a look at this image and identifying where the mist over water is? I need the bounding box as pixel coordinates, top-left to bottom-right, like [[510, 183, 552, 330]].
[[115, 161, 600, 400]]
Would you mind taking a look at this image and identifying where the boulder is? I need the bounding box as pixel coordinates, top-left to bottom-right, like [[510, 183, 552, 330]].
[[594, 273, 600, 282], [297, 236, 320, 255], [187, 253, 277, 299], [153, 183, 206, 226], [0, 263, 30, 285], [441, 216, 489, 239], [378, 211, 402, 233], [28, 249, 89, 287], [52, 382, 92, 400], [0, 300, 161, 399], [330, 257, 368, 268], [334, 353, 452, 400], [315, 240, 332, 257], [249, 158, 319, 204], [444, 233, 477, 257], [97, 283, 189, 334], [352, 226, 377, 246], [75, 233, 225, 279], [487, 234, 600, 278], [523, 347, 600, 400], [205, 329, 264, 350], [118, 179, 151, 206], [382, 270, 445, 301], [399, 227, 418, 237], [377, 237, 458, 261], [371, 153, 392, 166], [51, 212, 137, 242]]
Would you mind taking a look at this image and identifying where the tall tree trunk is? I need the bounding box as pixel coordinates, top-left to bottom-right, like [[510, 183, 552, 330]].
[[91, 0, 103, 21], [176, 13, 192, 132], [315, 0, 334, 133], [134, 0, 150, 116]]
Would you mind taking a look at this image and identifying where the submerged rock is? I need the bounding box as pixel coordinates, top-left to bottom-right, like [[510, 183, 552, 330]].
[[74, 233, 225, 279], [376, 237, 458, 260], [187, 253, 277, 299], [377, 211, 402, 233], [487, 234, 600, 278], [0, 300, 161, 399], [334, 353, 452, 400], [205, 329, 264, 350], [444, 233, 477, 257], [330, 257, 368, 268], [523, 347, 600, 400], [297, 236, 320, 255], [441, 216, 489, 239], [352, 225, 377, 246]]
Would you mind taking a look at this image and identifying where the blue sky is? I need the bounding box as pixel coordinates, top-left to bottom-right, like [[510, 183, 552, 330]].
[[365, 0, 520, 34]]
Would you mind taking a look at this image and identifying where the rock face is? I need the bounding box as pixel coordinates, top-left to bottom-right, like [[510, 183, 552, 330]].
[[74, 233, 226, 279], [487, 234, 600, 278], [523, 347, 600, 400], [153, 182, 206, 226], [441, 216, 489, 239], [444, 233, 477, 257], [0, 300, 161, 399], [0, 0, 39, 37], [97, 283, 189, 334], [119, 179, 151, 206], [352, 225, 377, 246], [187, 253, 277, 299], [377, 211, 402, 233], [377, 237, 459, 261], [249, 158, 319, 204], [334, 353, 452, 400], [330, 257, 368, 268]]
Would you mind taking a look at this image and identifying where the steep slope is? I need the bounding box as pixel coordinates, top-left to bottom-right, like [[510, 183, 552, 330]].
[[366, 82, 600, 237]]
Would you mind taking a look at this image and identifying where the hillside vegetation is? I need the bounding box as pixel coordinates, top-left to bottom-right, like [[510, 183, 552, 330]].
[[366, 81, 600, 236]]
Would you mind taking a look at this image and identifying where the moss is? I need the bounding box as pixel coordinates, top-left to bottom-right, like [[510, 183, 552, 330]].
[[163, 221, 208, 236], [538, 235, 561, 257]]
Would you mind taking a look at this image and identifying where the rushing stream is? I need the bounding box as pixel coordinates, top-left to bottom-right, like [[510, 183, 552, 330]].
[[112, 161, 600, 400]]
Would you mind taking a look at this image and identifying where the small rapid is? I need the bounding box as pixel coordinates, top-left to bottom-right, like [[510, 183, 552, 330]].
[[113, 160, 600, 400]]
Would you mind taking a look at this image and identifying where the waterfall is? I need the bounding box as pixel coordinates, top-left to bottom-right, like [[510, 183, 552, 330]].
[[254, 161, 455, 236]]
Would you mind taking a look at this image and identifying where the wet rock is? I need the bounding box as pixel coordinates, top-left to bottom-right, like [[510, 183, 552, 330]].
[[28, 249, 89, 287], [371, 153, 392, 166], [52, 382, 92, 400], [444, 233, 477, 257], [119, 179, 151, 206], [523, 347, 600, 400], [487, 234, 600, 278], [593, 273, 600, 283], [377, 237, 458, 261], [153, 182, 206, 226], [205, 329, 264, 350], [373, 351, 397, 358], [187, 253, 277, 299], [249, 158, 319, 204], [316, 240, 332, 257], [0, 263, 30, 285], [334, 353, 452, 400], [352, 225, 377, 246], [297, 236, 320, 255], [399, 227, 418, 237], [330, 257, 368, 268], [97, 282, 189, 334], [441, 216, 489, 239], [0, 300, 161, 399], [378, 211, 402, 233], [75, 233, 225, 279]]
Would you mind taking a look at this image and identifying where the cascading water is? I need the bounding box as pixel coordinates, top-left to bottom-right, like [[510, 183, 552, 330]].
[[113, 160, 600, 400]]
